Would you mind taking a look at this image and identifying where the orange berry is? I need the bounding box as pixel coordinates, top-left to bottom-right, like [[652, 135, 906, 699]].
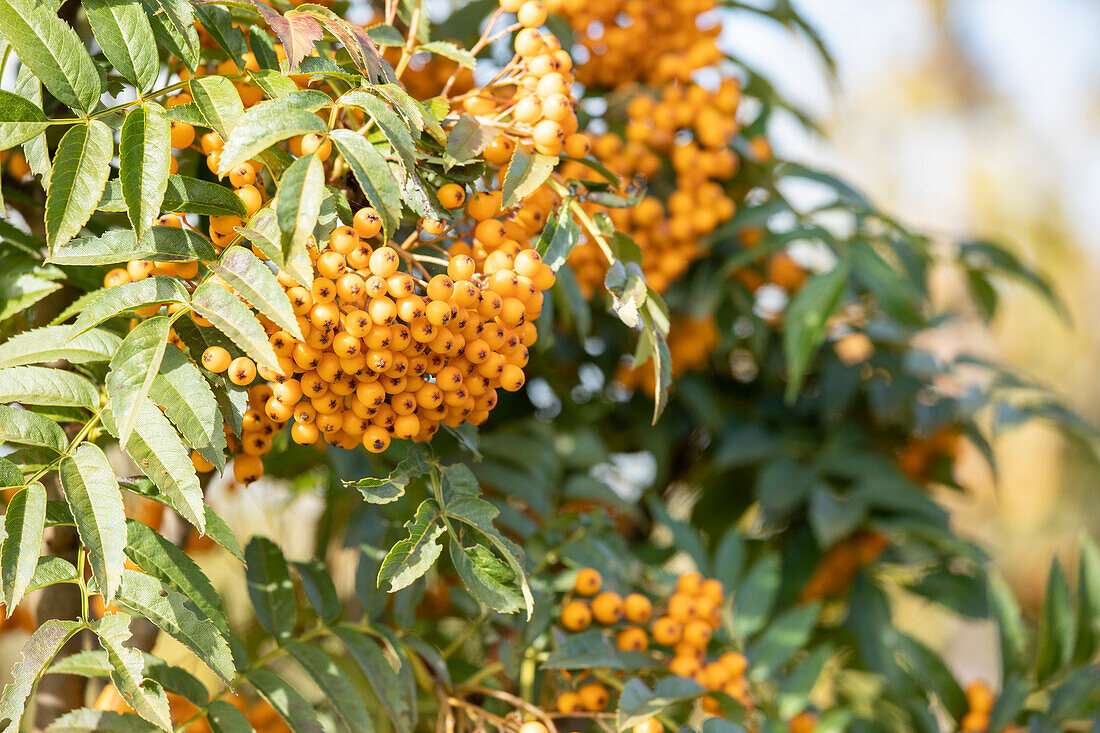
[[577, 683, 608, 712], [232, 455, 264, 483], [788, 712, 816, 733], [354, 207, 383, 238], [651, 616, 681, 645], [438, 183, 467, 209], [634, 719, 663, 733], [616, 627, 648, 652], [560, 600, 591, 631], [623, 594, 652, 624], [591, 592, 622, 624], [202, 347, 232, 373], [556, 692, 580, 714], [228, 356, 257, 386], [573, 567, 602, 595]]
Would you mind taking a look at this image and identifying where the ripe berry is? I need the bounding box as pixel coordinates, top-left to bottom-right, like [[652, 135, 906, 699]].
[[577, 683, 608, 712], [232, 455, 263, 483], [518, 723, 548, 733], [616, 627, 648, 651], [574, 568, 601, 595], [354, 207, 383, 239], [555, 692, 580, 714], [634, 719, 663, 733], [788, 712, 816, 733], [517, 1, 547, 27], [229, 357, 257, 386], [651, 616, 681, 645], [591, 592, 622, 624], [438, 183, 467, 209], [202, 347, 232, 373], [623, 593, 653, 623], [560, 600, 591, 631]]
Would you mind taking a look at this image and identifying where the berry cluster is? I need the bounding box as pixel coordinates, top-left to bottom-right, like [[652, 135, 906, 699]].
[[555, 568, 756, 718]]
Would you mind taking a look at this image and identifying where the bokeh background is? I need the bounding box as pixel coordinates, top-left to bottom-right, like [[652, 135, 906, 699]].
[[722, 0, 1100, 679]]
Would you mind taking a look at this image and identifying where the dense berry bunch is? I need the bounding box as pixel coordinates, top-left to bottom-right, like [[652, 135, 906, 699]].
[[555, 568, 758, 718]]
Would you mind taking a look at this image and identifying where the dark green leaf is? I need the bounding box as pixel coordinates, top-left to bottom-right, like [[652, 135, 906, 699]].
[[783, 262, 849, 401], [342, 444, 431, 504], [246, 669, 324, 733], [733, 554, 781, 637], [245, 536, 296, 641], [284, 641, 372, 733], [378, 500, 445, 592], [501, 147, 556, 210], [616, 676, 704, 731], [151, 346, 227, 471], [329, 129, 402, 242], [1035, 558, 1075, 682], [333, 625, 413, 733]]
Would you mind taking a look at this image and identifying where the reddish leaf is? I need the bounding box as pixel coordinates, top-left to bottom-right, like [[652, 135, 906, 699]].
[[248, 0, 323, 70]]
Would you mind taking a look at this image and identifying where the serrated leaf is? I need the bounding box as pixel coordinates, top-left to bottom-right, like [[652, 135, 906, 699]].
[[292, 560, 340, 624], [637, 308, 671, 424], [170, 318, 249, 438], [107, 316, 170, 446], [192, 4, 249, 70], [120, 104, 172, 241], [46, 708, 160, 732], [84, 0, 159, 92], [1, 482, 46, 609], [417, 41, 475, 68], [206, 700, 253, 733], [0, 0, 101, 113], [0, 90, 50, 152], [248, 69, 299, 99], [329, 129, 402, 242], [59, 443, 125, 604], [15, 65, 50, 184], [125, 519, 227, 636], [0, 619, 83, 733], [783, 262, 849, 401], [535, 204, 580, 271], [343, 444, 431, 504], [27, 555, 78, 593], [114, 569, 235, 682], [733, 554, 781, 637], [209, 247, 302, 340], [246, 669, 324, 733], [284, 641, 372, 733], [1035, 557, 1075, 682], [0, 366, 98, 409], [276, 153, 324, 264], [245, 536, 296, 641], [442, 113, 490, 170], [0, 325, 121, 367], [338, 91, 416, 171], [0, 405, 66, 452], [119, 475, 241, 561], [45, 121, 114, 250], [51, 228, 213, 266], [378, 500, 445, 592], [189, 76, 244, 141], [501, 147, 556, 210], [333, 626, 413, 733], [140, 0, 199, 72], [616, 677, 704, 731], [106, 400, 204, 531], [449, 539, 524, 614], [93, 614, 172, 730], [190, 282, 281, 373], [218, 106, 327, 176], [161, 175, 248, 218], [247, 2, 322, 69], [73, 277, 189, 334], [151, 346, 226, 470]]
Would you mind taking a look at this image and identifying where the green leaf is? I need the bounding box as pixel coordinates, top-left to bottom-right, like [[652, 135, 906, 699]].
[[45, 708, 160, 732], [535, 204, 581, 271], [501, 147, 556, 210], [284, 641, 372, 733], [162, 176, 248, 218], [151, 346, 226, 471], [783, 262, 849, 401], [449, 539, 524, 614], [114, 569, 235, 683], [333, 625, 414, 733], [895, 632, 966, 721], [206, 700, 252, 733], [416, 41, 475, 68], [0, 619, 83, 733], [0, 366, 98, 409], [59, 443, 125, 604], [713, 526, 746, 590], [986, 677, 1026, 732], [209, 247, 302, 341], [218, 106, 327, 176], [1, 483, 46, 609], [616, 676, 704, 731], [733, 554, 781, 637], [93, 613, 173, 730], [189, 76, 244, 141], [45, 121, 114, 250], [0, 325, 120, 368], [378, 500, 445, 592], [342, 444, 432, 504], [120, 104, 172, 241], [51, 228, 214, 265], [170, 318, 250, 438], [338, 91, 416, 171], [83, 0, 159, 92], [442, 113, 490, 170], [543, 628, 653, 671], [0, 90, 50, 152], [27, 555, 78, 593], [1075, 534, 1100, 663], [15, 65, 51, 184], [246, 669, 324, 733], [0, 0, 101, 113], [106, 400, 205, 531], [0, 404, 66, 452], [120, 475, 242, 562], [192, 4, 249, 70], [247, 69, 299, 99], [636, 308, 671, 424], [1035, 557, 1075, 682], [107, 316, 171, 446], [190, 282, 282, 373], [329, 129, 402, 242], [747, 603, 819, 680], [140, 0, 199, 72], [777, 645, 832, 719], [292, 560, 340, 624], [245, 536, 296, 641], [125, 519, 227, 636], [73, 277, 189, 334], [276, 153, 324, 264]]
